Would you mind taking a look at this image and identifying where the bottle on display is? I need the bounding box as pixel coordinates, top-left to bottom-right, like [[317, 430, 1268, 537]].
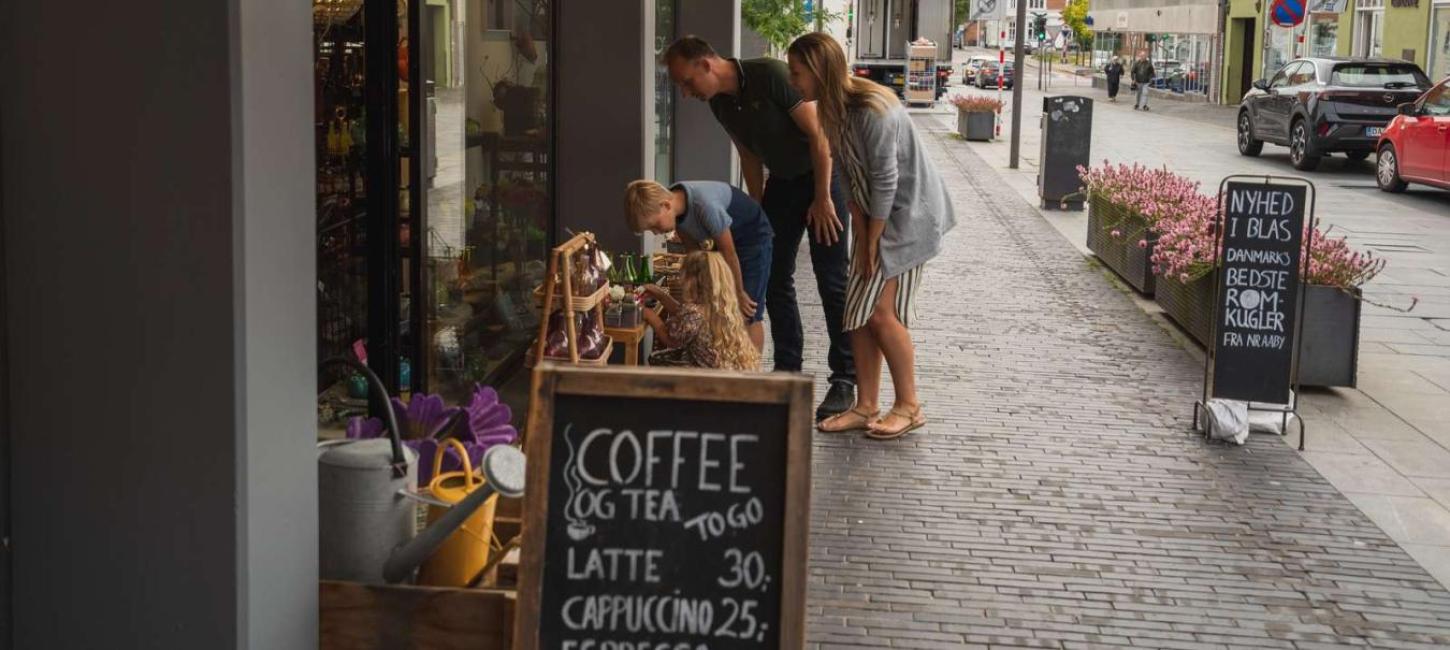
[[637, 254, 653, 285], [621, 253, 637, 286]]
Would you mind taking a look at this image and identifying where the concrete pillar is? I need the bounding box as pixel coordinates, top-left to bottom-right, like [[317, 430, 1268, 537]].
[[676, 0, 742, 185], [1, 0, 316, 646], [556, 0, 656, 254]]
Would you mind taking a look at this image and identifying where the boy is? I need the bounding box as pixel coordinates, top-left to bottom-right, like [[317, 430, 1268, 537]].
[[625, 179, 773, 349]]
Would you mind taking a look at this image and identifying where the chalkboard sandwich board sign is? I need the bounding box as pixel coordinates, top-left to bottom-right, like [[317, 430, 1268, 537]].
[[1211, 179, 1309, 405], [515, 365, 814, 650], [1196, 175, 1317, 447]]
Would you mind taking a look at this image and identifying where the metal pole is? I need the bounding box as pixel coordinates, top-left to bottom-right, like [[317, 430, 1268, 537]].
[[1009, 0, 1028, 169]]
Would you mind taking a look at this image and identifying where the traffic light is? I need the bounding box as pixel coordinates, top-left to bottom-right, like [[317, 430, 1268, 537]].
[[1031, 13, 1048, 42]]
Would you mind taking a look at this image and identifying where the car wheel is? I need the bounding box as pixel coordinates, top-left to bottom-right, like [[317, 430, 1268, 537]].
[[1289, 120, 1321, 172], [1376, 144, 1409, 193], [1345, 151, 1370, 163], [1237, 112, 1263, 157]]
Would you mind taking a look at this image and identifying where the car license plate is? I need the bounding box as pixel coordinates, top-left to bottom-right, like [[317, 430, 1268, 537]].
[[1365, 127, 1383, 137]]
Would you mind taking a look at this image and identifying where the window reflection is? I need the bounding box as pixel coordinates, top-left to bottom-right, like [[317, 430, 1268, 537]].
[[425, 0, 554, 402], [655, 0, 675, 185]]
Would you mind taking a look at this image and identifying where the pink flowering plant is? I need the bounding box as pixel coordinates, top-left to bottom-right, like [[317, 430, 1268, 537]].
[[1076, 162, 1212, 249], [1079, 162, 1404, 303]]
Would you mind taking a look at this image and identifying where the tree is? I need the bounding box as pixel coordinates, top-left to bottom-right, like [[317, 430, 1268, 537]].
[[1061, 0, 1092, 46], [742, 0, 843, 55]]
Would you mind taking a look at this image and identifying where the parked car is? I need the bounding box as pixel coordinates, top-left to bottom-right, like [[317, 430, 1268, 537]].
[[1376, 77, 1450, 192], [1237, 57, 1433, 171], [976, 61, 1015, 89], [963, 55, 995, 85]]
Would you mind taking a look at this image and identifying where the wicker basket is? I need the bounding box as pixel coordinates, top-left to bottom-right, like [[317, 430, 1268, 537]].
[[1087, 195, 1156, 296], [1155, 274, 1214, 348], [532, 282, 607, 312]]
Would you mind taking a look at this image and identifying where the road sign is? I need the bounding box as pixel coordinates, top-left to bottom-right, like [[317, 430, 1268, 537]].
[[1271, 0, 1306, 28]]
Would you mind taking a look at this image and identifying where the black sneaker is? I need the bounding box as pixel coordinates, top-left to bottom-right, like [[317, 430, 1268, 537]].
[[816, 381, 855, 422]]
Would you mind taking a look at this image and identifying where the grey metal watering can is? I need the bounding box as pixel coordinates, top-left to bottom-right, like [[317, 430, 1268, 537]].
[[318, 356, 417, 584]]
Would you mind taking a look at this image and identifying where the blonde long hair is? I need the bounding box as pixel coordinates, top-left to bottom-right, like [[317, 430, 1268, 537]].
[[787, 32, 898, 150], [682, 252, 760, 371]]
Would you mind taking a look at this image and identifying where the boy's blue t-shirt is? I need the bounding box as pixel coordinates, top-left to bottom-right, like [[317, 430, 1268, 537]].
[[671, 181, 773, 249]]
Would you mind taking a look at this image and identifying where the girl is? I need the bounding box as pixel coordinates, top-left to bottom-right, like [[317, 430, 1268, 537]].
[[643, 251, 761, 372], [786, 33, 956, 440]]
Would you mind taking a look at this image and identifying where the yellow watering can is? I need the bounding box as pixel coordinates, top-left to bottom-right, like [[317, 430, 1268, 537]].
[[416, 439, 498, 587]]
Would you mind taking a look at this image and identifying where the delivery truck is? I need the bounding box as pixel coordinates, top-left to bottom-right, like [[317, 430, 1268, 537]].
[[851, 0, 955, 100]]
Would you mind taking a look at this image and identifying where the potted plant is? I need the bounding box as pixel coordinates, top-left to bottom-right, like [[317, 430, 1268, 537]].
[[950, 95, 1002, 142], [1077, 163, 1211, 296]]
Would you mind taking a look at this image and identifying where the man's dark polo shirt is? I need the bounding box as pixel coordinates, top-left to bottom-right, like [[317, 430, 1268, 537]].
[[708, 58, 814, 180]]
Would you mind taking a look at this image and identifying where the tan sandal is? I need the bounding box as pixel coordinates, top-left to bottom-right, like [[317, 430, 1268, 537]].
[[818, 406, 879, 433], [866, 405, 926, 440]]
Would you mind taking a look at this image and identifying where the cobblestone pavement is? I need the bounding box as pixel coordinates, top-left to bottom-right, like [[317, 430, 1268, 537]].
[[793, 116, 1450, 649]]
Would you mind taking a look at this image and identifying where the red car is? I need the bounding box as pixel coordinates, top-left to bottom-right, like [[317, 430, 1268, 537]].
[[1376, 77, 1450, 192]]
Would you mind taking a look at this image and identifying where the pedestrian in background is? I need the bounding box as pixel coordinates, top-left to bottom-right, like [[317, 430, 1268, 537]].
[[786, 33, 956, 441], [1131, 51, 1155, 111], [1104, 56, 1125, 103]]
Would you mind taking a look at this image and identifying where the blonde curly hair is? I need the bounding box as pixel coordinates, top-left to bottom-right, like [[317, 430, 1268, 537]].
[[682, 251, 760, 371]]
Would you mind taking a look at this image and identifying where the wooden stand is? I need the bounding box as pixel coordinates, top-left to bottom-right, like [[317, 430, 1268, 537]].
[[529, 232, 610, 366]]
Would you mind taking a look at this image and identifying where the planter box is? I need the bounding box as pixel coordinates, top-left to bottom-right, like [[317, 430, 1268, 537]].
[[1086, 195, 1156, 296], [957, 110, 996, 141], [1155, 274, 1214, 347], [1298, 285, 1361, 388], [1152, 278, 1361, 388], [320, 581, 514, 649]]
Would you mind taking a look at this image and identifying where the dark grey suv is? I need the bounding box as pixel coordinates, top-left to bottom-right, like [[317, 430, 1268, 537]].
[[1237, 57, 1432, 171]]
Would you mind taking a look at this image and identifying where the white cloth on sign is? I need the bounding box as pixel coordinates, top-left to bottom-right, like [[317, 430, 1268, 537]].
[[1203, 399, 1249, 445]]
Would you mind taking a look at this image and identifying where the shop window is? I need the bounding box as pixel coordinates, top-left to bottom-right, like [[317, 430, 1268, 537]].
[[423, 0, 555, 404], [1310, 14, 1340, 59], [314, 2, 370, 395], [314, 0, 556, 432]]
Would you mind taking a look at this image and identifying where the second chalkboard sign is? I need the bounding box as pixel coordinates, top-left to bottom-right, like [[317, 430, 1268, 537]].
[[1211, 179, 1310, 405], [515, 365, 813, 650]]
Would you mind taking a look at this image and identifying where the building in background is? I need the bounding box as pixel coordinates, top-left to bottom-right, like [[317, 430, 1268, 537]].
[[1088, 0, 1220, 99]]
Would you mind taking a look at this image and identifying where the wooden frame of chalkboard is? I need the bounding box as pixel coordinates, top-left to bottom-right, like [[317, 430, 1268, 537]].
[[1193, 175, 1317, 450], [514, 364, 814, 650]]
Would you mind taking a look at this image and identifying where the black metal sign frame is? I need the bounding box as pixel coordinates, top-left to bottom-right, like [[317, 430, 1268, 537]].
[[1193, 175, 1317, 450]]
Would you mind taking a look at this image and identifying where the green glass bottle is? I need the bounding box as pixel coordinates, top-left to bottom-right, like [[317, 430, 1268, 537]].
[[638, 254, 653, 285]]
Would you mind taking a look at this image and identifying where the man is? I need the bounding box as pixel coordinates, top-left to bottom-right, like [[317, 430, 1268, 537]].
[[1131, 51, 1155, 112], [1104, 56, 1125, 103], [664, 35, 855, 421]]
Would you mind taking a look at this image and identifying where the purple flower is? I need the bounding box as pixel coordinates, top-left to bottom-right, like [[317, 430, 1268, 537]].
[[393, 393, 461, 440], [345, 385, 518, 488]]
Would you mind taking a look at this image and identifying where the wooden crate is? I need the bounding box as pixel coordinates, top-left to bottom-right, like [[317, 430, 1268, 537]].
[[320, 581, 514, 650]]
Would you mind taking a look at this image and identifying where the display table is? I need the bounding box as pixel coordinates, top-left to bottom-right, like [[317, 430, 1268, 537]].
[[604, 320, 647, 366]]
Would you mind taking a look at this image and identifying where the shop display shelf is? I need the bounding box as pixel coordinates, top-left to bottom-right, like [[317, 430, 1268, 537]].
[[525, 336, 613, 369]]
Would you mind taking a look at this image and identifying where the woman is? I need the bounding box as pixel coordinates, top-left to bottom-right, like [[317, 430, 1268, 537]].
[[1104, 56, 1125, 103], [785, 33, 956, 440], [643, 251, 761, 371]]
